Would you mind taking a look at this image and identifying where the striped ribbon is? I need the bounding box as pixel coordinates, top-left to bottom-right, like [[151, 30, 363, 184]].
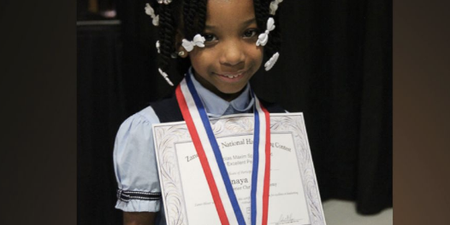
[[175, 75, 271, 225]]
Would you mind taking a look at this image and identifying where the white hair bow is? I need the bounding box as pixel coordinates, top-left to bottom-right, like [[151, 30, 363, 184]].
[[269, 0, 283, 15], [157, 0, 172, 4], [182, 34, 206, 52], [158, 68, 174, 86], [145, 3, 159, 26], [264, 52, 280, 71], [156, 40, 160, 54], [256, 17, 275, 47]]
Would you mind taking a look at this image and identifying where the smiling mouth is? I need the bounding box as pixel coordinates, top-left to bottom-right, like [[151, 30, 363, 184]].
[[215, 71, 246, 79]]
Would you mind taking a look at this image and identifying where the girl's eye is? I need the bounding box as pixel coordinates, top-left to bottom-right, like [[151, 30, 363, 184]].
[[243, 29, 258, 38], [203, 34, 218, 42]]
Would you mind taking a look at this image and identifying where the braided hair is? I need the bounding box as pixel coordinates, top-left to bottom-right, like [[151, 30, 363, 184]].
[[148, 0, 282, 85]]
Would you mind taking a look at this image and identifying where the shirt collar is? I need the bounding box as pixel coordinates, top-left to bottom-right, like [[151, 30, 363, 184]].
[[188, 68, 255, 117]]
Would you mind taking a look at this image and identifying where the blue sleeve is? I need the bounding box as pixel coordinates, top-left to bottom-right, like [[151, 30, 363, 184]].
[[113, 106, 162, 212]]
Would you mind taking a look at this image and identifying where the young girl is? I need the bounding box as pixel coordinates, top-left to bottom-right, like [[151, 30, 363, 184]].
[[114, 0, 285, 224]]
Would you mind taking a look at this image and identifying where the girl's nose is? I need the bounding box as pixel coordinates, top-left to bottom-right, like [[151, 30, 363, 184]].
[[219, 41, 245, 66]]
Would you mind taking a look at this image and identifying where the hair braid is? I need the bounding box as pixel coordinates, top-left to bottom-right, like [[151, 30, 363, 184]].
[[253, 0, 281, 60], [196, 0, 207, 33], [182, 0, 193, 39], [266, 12, 282, 57], [158, 4, 176, 73], [253, 0, 268, 36], [184, 0, 200, 39]]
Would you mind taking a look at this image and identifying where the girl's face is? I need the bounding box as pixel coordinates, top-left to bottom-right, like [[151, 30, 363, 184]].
[[187, 0, 263, 101]]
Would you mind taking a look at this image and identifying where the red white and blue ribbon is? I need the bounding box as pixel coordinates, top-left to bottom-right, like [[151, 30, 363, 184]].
[[175, 74, 271, 225]]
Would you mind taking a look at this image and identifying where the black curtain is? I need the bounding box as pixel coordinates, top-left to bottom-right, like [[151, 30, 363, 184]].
[[77, 24, 125, 224], [77, 0, 392, 224]]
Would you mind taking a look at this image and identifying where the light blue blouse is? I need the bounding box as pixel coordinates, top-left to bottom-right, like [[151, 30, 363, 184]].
[[113, 70, 255, 223]]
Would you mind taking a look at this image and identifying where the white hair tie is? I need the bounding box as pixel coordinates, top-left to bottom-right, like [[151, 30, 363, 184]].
[[157, 0, 172, 5], [145, 3, 159, 26], [182, 34, 206, 52], [158, 68, 174, 86], [265, 52, 280, 71], [256, 17, 275, 47], [269, 0, 284, 15]]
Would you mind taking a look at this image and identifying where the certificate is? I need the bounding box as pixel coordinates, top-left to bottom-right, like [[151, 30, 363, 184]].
[[153, 113, 326, 225]]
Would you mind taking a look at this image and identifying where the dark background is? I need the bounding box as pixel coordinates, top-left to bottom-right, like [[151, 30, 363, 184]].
[[77, 0, 392, 224], [7, 0, 450, 225]]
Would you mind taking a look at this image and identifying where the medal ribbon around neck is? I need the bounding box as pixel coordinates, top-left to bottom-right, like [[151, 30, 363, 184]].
[[175, 74, 271, 225]]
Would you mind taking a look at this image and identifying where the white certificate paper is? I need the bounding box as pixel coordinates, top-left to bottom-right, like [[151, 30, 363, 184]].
[[153, 113, 326, 225]]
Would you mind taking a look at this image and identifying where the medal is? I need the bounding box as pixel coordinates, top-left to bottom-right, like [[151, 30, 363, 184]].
[[175, 74, 271, 225]]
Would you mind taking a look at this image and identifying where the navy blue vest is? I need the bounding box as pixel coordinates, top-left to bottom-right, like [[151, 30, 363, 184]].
[[151, 94, 285, 123]]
